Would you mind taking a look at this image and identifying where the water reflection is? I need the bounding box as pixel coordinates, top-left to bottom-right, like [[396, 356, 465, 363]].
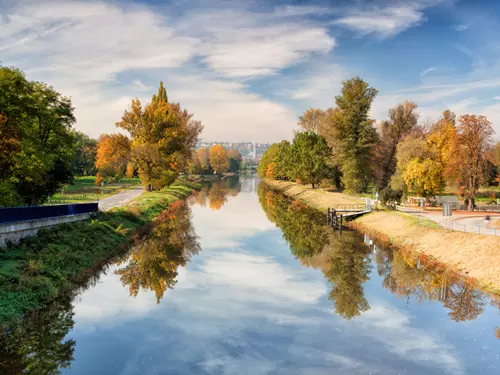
[[258, 184, 500, 324], [0, 200, 199, 374], [192, 176, 241, 210], [115, 200, 200, 303], [0, 297, 75, 375]]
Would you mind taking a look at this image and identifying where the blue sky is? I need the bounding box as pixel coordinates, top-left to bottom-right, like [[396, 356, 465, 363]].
[[1, 0, 500, 142]]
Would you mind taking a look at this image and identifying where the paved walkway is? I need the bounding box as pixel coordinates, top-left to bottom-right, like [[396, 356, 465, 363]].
[[98, 187, 144, 211], [397, 206, 500, 237]]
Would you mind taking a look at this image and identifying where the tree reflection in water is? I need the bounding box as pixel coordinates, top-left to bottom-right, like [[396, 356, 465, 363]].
[[373, 244, 487, 322], [258, 185, 371, 319], [190, 176, 241, 211], [0, 297, 75, 375], [258, 183, 498, 325], [0, 200, 200, 374], [115, 200, 200, 303]]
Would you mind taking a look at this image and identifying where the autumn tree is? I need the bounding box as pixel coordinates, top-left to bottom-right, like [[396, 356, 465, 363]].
[[376, 101, 419, 189], [0, 67, 76, 205], [196, 147, 210, 173], [450, 115, 494, 210], [209, 144, 229, 174], [298, 108, 328, 133], [290, 132, 331, 188], [116, 81, 203, 190], [258, 141, 291, 180], [427, 110, 457, 186], [328, 77, 379, 193], [115, 201, 199, 303], [391, 128, 445, 197], [95, 133, 131, 182]]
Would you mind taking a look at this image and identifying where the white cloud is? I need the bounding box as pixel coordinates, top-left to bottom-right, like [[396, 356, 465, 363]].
[[356, 303, 463, 374], [453, 24, 469, 31], [371, 78, 500, 135], [420, 66, 438, 76], [286, 61, 347, 108], [335, 5, 424, 37], [493, 96, 500, 100], [1, 0, 332, 141]]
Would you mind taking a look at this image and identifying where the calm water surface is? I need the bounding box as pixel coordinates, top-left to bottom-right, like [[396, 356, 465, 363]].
[[2, 176, 500, 375]]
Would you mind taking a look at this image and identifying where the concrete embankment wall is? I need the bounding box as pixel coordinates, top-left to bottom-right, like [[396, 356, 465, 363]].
[[0, 213, 91, 247]]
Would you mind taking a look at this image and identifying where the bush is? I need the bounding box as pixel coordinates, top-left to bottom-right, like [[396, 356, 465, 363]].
[[380, 187, 403, 209]]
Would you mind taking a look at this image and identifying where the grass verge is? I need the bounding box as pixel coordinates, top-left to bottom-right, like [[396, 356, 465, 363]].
[[0, 181, 200, 328]]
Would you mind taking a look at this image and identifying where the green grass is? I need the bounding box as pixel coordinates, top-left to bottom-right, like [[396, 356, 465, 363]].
[[0, 180, 199, 327], [47, 176, 141, 204]]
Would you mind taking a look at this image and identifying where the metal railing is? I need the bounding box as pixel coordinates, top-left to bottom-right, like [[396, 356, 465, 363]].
[[0, 203, 98, 224], [331, 203, 369, 211], [416, 216, 500, 237]]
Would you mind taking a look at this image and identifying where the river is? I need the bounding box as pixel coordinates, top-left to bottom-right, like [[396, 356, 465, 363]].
[[1, 176, 499, 374]]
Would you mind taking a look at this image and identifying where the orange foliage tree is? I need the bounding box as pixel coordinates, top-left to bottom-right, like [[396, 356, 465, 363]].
[[95, 133, 131, 183], [209, 144, 229, 174], [448, 115, 494, 210]]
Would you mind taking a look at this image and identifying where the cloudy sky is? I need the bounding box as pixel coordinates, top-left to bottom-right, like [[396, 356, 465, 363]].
[[1, 0, 500, 142]]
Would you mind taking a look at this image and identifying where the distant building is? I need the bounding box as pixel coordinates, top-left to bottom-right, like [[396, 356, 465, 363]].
[[195, 141, 270, 160]]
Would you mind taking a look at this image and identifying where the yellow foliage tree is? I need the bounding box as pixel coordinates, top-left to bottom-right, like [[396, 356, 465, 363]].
[[116, 82, 202, 190], [403, 158, 443, 197], [209, 144, 229, 174]]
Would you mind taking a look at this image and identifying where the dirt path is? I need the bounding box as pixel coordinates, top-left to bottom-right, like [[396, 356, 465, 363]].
[[262, 179, 363, 211], [98, 187, 144, 211]]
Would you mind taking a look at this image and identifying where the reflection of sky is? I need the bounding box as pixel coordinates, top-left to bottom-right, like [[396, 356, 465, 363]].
[[64, 178, 500, 375]]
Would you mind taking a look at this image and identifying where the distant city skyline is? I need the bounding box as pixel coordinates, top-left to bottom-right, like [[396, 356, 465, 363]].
[[2, 0, 500, 141]]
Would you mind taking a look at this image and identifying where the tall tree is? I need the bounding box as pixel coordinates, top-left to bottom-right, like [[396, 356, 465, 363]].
[[196, 147, 210, 173], [328, 77, 379, 193], [376, 101, 419, 189], [427, 110, 457, 186], [450, 114, 494, 210], [290, 132, 331, 189], [116, 81, 202, 190], [209, 144, 229, 174], [71, 131, 97, 176], [0, 67, 76, 205]]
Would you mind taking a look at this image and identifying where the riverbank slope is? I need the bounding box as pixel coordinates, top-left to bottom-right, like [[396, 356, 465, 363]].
[[261, 178, 500, 294]]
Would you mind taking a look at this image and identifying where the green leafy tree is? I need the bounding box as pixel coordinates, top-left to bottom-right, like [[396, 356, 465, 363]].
[[0, 298, 75, 375], [71, 131, 97, 176], [328, 77, 379, 193], [227, 149, 242, 172], [0, 67, 76, 205], [290, 132, 331, 188], [326, 232, 372, 319]]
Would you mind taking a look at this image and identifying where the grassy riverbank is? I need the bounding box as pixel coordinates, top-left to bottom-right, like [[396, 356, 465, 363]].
[[261, 178, 500, 295], [0, 181, 200, 327]]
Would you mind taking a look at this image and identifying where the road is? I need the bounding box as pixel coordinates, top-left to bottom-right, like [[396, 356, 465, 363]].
[[98, 187, 144, 211]]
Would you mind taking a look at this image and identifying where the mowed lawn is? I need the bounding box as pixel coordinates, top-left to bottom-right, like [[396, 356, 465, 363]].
[[48, 176, 141, 204]]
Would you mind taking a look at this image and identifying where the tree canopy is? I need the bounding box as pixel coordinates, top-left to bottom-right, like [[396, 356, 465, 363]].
[[0, 67, 76, 205]]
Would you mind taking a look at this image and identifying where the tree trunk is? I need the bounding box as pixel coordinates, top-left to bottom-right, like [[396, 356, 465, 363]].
[[312, 181, 315, 189]]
